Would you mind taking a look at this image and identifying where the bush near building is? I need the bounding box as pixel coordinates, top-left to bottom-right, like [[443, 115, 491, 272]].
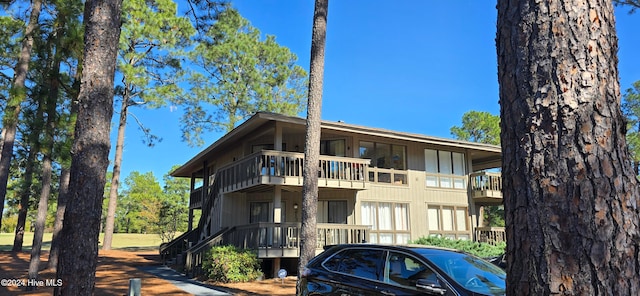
[[202, 245, 263, 283], [411, 236, 505, 258]]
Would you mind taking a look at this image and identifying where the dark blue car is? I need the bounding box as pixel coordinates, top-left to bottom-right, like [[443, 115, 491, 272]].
[[297, 244, 506, 296]]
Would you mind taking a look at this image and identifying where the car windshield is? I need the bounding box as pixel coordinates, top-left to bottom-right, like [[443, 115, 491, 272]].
[[415, 248, 506, 296]]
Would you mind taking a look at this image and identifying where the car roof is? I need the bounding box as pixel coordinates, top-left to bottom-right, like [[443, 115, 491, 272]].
[[322, 243, 466, 254], [309, 243, 472, 268]]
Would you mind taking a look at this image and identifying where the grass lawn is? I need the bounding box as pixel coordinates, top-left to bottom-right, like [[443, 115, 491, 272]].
[[0, 232, 165, 252]]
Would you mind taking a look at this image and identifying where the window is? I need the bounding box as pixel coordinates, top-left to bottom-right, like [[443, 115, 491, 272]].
[[252, 143, 287, 153], [427, 205, 469, 240], [249, 202, 270, 223], [360, 141, 407, 184], [360, 141, 406, 170], [317, 200, 348, 224], [323, 248, 385, 281], [425, 149, 467, 189], [249, 202, 286, 223], [361, 202, 410, 244], [321, 139, 345, 156], [386, 252, 437, 289]]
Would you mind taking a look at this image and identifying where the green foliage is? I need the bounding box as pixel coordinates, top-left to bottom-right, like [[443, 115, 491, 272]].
[[157, 166, 190, 242], [484, 206, 505, 227], [451, 110, 504, 226], [0, 16, 23, 100], [202, 245, 263, 283], [181, 8, 307, 146], [450, 111, 501, 145], [0, 213, 21, 233], [116, 171, 164, 233], [411, 236, 505, 258], [116, 0, 195, 146], [622, 80, 640, 174], [106, 167, 190, 237]]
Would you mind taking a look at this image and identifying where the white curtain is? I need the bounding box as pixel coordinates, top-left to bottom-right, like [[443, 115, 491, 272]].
[[361, 202, 377, 230], [456, 208, 468, 231], [394, 203, 408, 231], [428, 207, 440, 231], [378, 203, 393, 230], [442, 207, 454, 231]]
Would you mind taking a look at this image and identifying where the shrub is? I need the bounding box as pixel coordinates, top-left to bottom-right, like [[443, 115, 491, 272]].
[[202, 245, 263, 283], [410, 236, 505, 258]]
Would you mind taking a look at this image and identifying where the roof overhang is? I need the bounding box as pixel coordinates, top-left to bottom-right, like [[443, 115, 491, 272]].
[[171, 112, 502, 177]]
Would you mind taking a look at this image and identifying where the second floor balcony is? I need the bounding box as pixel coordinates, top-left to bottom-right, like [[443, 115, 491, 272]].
[[220, 150, 371, 193], [190, 151, 371, 209], [470, 171, 503, 205]]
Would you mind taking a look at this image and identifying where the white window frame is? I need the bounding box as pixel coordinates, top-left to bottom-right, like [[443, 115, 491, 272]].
[[427, 205, 470, 240], [361, 201, 410, 244], [425, 149, 467, 189]]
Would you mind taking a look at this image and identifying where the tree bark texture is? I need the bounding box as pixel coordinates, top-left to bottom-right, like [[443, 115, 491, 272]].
[[54, 0, 123, 294], [497, 0, 640, 294], [48, 166, 70, 270], [27, 154, 52, 285], [0, 0, 42, 231], [298, 0, 328, 281], [49, 67, 79, 270], [103, 98, 128, 250], [12, 124, 40, 252], [28, 33, 62, 284]]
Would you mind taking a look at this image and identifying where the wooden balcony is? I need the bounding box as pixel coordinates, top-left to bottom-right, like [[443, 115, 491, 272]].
[[216, 150, 371, 193], [183, 222, 371, 276], [475, 226, 506, 246], [188, 151, 370, 209], [227, 222, 371, 258], [189, 187, 203, 209], [470, 172, 503, 205]]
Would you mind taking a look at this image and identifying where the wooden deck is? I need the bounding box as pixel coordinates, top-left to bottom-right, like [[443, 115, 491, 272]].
[[470, 171, 503, 205], [190, 151, 371, 209], [182, 222, 371, 276]]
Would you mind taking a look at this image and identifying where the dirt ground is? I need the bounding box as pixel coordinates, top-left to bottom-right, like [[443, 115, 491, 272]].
[[0, 250, 295, 296]]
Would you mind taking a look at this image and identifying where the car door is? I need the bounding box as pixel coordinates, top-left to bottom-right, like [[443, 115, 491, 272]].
[[377, 251, 458, 296], [330, 248, 386, 296]]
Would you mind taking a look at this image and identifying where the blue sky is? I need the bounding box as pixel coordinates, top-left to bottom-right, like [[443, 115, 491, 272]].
[[114, 1, 640, 184]]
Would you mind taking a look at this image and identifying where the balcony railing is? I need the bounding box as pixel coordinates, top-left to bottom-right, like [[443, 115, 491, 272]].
[[470, 172, 502, 204], [183, 222, 371, 276], [189, 187, 203, 209], [215, 150, 371, 193], [368, 167, 408, 185], [475, 226, 506, 246], [228, 222, 370, 257]]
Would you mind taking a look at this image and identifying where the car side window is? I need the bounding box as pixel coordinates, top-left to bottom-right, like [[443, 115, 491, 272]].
[[385, 251, 437, 288], [324, 248, 384, 281]]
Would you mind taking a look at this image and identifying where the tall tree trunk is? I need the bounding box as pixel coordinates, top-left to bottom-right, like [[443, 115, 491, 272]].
[[12, 118, 42, 251], [54, 0, 123, 293], [0, 128, 4, 158], [297, 0, 328, 282], [47, 3, 78, 272], [28, 23, 64, 284], [0, 0, 43, 231], [49, 65, 80, 271], [48, 166, 70, 270], [103, 97, 129, 250], [27, 154, 52, 289], [497, 0, 640, 294]]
